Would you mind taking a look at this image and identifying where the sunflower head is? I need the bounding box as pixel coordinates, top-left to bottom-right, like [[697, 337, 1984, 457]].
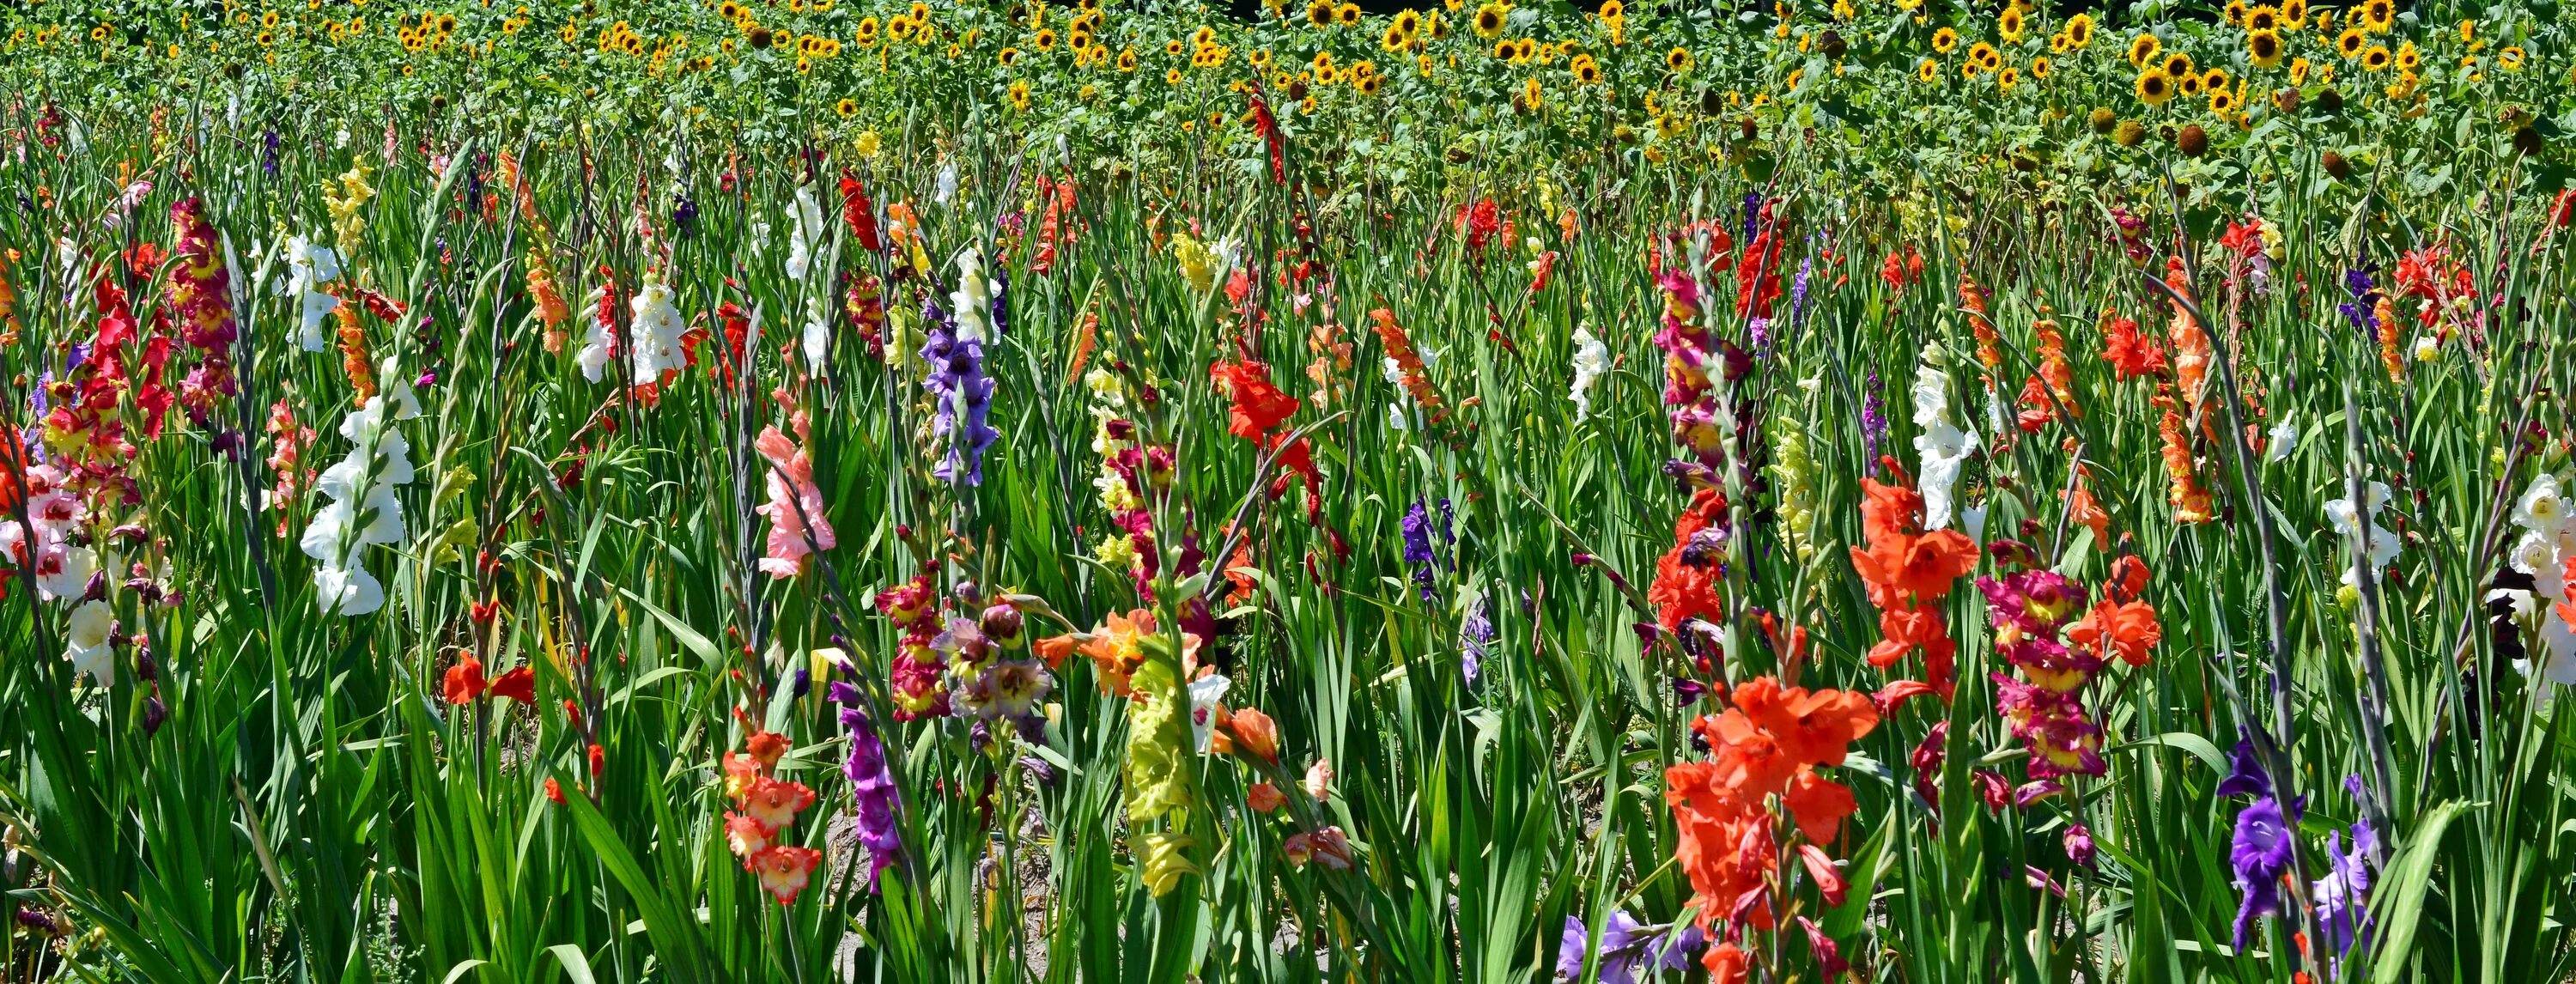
[[2136, 66, 2173, 104], [835, 97, 858, 116], [1308, 0, 1334, 26], [2031, 56, 2051, 77], [2126, 33, 2158, 67], [2248, 29, 2281, 67], [1336, 3, 1362, 26], [2067, 13, 2094, 47], [1917, 56, 1939, 82], [1666, 46, 1692, 72], [2336, 27, 2366, 58], [1933, 27, 1959, 53], [2361, 44, 2390, 71], [2361, 0, 2392, 31], [2223, 0, 2248, 26], [1998, 6, 2025, 42], [2162, 52, 2192, 78], [2245, 5, 2279, 31], [1473, 3, 1507, 37]]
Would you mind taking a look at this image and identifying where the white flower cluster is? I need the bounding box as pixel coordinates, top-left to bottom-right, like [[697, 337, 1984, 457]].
[[1, 465, 110, 685], [279, 234, 343, 351], [2504, 474, 2576, 682], [2324, 480, 2401, 590], [300, 361, 421, 617], [1910, 351, 1978, 531], [1568, 325, 1609, 421], [627, 270, 686, 385], [576, 283, 615, 384], [785, 182, 826, 282], [950, 246, 993, 343]]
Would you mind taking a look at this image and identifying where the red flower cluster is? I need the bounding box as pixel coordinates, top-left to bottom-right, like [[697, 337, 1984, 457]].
[[1665, 677, 1875, 970], [1648, 488, 1731, 635], [1850, 472, 1979, 697]]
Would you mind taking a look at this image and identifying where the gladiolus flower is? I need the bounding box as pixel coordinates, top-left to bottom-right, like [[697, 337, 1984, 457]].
[[743, 777, 817, 830], [1248, 781, 1286, 812], [487, 666, 536, 703], [1223, 707, 1281, 763], [749, 845, 823, 904], [441, 657, 487, 704]]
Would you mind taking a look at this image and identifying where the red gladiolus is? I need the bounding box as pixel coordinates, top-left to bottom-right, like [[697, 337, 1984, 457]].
[[441, 656, 487, 704], [837, 171, 881, 252], [488, 666, 536, 703]]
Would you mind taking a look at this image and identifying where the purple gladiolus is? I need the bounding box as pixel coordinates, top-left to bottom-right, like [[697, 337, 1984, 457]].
[[1401, 498, 1438, 601], [2229, 795, 2294, 948], [829, 681, 903, 890], [2316, 774, 2380, 975], [921, 300, 999, 486], [1555, 912, 1701, 984], [1461, 595, 1492, 688]]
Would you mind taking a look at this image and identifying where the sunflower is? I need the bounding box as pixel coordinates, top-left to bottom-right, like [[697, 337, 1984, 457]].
[[1473, 3, 1507, 37], [1193, 25, 1217, 46], [1068, 27, 1091, 50], [1917, 56, 1940, 82], [1381, 22, 1408, 49], [2247, 29, 2282, 67], [2281, 0, 2307, 24], [2499, 46, 2524, 70], [2360, 0, 2392, 32], [1394, 9, 1423, 34], [1033, 27, 1057, 50], [2210, 87, 2239, 113], [2066, 12, 2094, 48], [1357, 73, 1382, 94], [1250, 48, 1274, 69], [2136, 66, 2173, 104], [999, 46, 1020, 64], [1996, 65, 2019, 89], [1666, 46, 1692, 72], [1571, 52, 1601, 83], [1599, 0, 1625, 23], [835, 97, 858, 116], [1516, 37, 1538, 60], [2336, 27, 2366, 58], [1336, 3, 1363, 26], [1350, 58, 1378, 80], [1164, 66, 1183, 83], [2030, 55, 2050, 77], [2161, 52, 2192, 78], [1997, 6, 2026, 43], [2125, 32, 2158, 67], [2202, 67, 2230, 90], [1521, 76, 1543, 108], [1967, 41, 1998, 68], [2223, 0, 2248, 26], [2288, 57, 2311, 83], [2050, 33, 2069, 52], [1008, 80, 1031, 110], [2245, 6, 2280, 32], [1933, 26, 1959, 53], [1117, 46, 1138, 70], [2178, 71, 2202, 95], [2394, 41, 2418, 72], [257, 28, 275, 45], [2360, 44, 2390, 70]]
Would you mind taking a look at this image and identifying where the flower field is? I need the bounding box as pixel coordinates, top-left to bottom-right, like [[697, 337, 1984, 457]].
[[3, 0, 2575, 980]]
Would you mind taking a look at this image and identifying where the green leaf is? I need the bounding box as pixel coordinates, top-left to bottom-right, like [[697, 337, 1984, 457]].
[[547, 944, 601, 984], [439, 959, 491, 984], [2370, 799, 2470, 981]]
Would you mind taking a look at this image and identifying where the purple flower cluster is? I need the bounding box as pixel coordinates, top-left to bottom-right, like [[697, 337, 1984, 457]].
[[1861, 370, 1887, 467], [921, 299, 999, 486], [829, 681, 903, 890], [1555, 912, 1702, 984], [2215, 736, 2300, 949], [1461, 594, 1492, 688], [2339, 264, 2382, 343]]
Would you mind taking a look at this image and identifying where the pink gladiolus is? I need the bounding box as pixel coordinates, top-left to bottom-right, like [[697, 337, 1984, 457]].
[[753, 423, 836, 578]]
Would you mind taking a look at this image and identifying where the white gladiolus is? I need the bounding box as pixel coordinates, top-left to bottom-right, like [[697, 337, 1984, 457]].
[[1188, 674, 1233, 753], [2324, 480, 2401, 589], [64, 599, 115, 689], [950, 246, 992, 343], [1569, 325, 1609, 420], [934, 162, 958, 205], [2506, 473, 2576, 683], [283, 234, 344, 351], [786, 183, 826, 282], [1910, 354, 1978, 531], [576, 285, 615, 384], [802, 292, 831, 370], [301, 361, 420, 617], [627, 272, 686, 385], [2265, 416, 2299, 464]]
